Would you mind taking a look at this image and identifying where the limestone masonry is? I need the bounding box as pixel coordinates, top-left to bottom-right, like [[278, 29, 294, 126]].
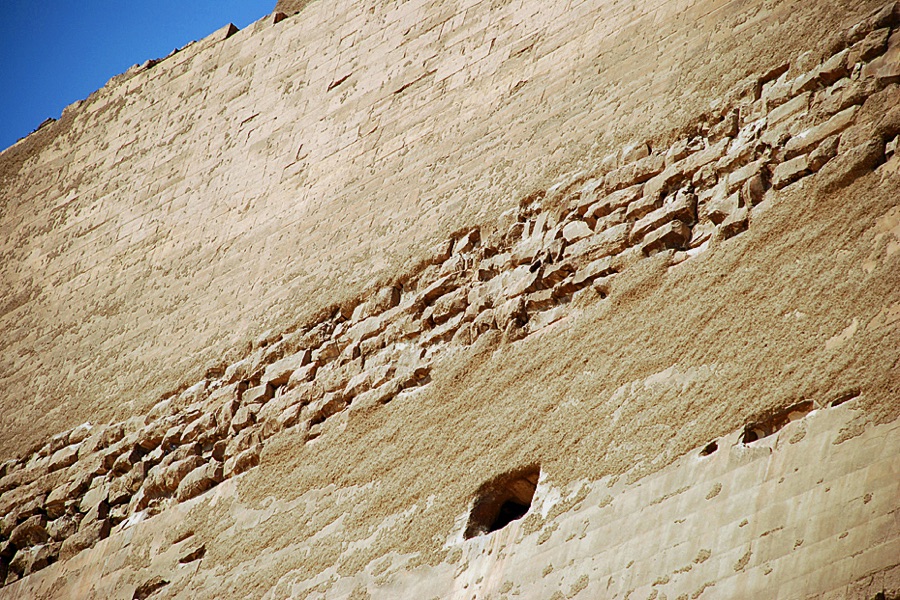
[[0, 0, 899, 598]]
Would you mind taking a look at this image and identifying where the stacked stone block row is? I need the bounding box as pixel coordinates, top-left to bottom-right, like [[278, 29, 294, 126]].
[[2, 1, 900, 585]]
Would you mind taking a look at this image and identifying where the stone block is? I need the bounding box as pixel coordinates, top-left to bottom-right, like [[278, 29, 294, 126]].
[[9, 514, 49, 547], [224, 446, 261, 479], [572, 255, 616, 288], [587, 185, 643, 220], [263, 349, 311, 387], [850, 27, 891, 64], [432, 287, 469, 324], [817, 139, 884, 192], [624, 193, 663, 221], [453, 229, 480, 255], [316, 358, 363, 393], [741, 174, 767, 207], [136, 421, 166, 451], [725, 159, 766, 194], [720, 206, 750, 239], [158, 425, 183, 452], [525, 289, 556, 312], [79, 479, 108, 513], [862, 28, 900, 84], [181, 412, 216, 444], [784, 105, 859, 159], [230, 405, 257, 433], [500, 265, 540, 299], [176, 461, 223, 502], [162, 455, 205, 494], [242, 383, 274, 406], [768, 92, 810, 127], [47, 515, 78, 542], [47, 444, 80, 472], [286, 361, 319, 389], [705, 191, 741, 226], [539, 262, 575, 289], [562, 222, 631, 262], [59, 519, 110, 561], [621, 141, 650, 164], [772, 155, 810, 189], [808, 135, 840, 171], [605, 153, 664, 192], [641, 221, 692, 255], [81, 498, 109, 527], [562, 220, 592, 242], [630, 191, 696, 242]]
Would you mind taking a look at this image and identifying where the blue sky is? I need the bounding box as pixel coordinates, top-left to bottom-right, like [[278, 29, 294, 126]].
[[0, 1, 270, 151]]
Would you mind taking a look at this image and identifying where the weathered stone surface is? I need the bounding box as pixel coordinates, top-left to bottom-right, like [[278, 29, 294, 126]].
[[768, 91, 810, 126], [47, 444, 79, 473], [78, 479, 108, 513], [572, 257, 616, 287], [162, 456, 205, 494], [431, 288, 468, 324], [1, 0, 899, 597], [286, 361, 319, 389], [46, 515, 78, 542], [8, 544, 53, 579], [132, 575, 169, 600], [862, 28, 900, 82], [176, 461, 223, 502], [263, 350, 311, 387], [705, 190, 741, 225], [229, 406, 256, 433], [224, 427, 262, 460], [111, 444, 144, 474], [181, 412, 216, 444], [345, 365, 395, 399], [562, 220, 592, 243], [81, 498, 109, 528], [630, 191, 696, 242], [772, 154, 810, 189], [624, 192, 663, 221], [720, 206, 750, 239], [640, 220, 692, 254], [586, 185, 644, 220], [224, 446, 261, 479], [241, 384, 274, 407], [784, 105, 859, 158], [9, 515, 49, 548], [809, 134, 840, 171], [563, 223, 631, 261], [741, 173, 767, 206], [851, 27, 891, 63], [817, 138, 885, 192], [499, 265, 539, 299], [58, 519, 110, 561]]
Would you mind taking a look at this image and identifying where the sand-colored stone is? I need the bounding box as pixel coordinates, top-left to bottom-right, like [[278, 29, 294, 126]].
[[1, 0, 899, 598]]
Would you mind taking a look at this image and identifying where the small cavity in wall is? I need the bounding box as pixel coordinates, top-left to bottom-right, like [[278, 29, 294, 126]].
[[699, 440, 719, 456], [464, 465, 541, 539], [741, 400, 815, 444]]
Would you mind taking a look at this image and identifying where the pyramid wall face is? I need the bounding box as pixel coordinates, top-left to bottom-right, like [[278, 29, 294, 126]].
[[1, 0, 899, 597]]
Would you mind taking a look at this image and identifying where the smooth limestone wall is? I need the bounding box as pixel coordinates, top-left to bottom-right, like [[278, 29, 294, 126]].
[[0, 0, 887, 458], [1, 0, 899, 597]]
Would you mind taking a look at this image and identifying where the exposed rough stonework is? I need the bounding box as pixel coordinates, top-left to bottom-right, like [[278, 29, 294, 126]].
[[1, 3, 900, 591]]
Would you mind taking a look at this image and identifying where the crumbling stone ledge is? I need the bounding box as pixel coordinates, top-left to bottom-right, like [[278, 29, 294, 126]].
[[2, 0, 900, 585]]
